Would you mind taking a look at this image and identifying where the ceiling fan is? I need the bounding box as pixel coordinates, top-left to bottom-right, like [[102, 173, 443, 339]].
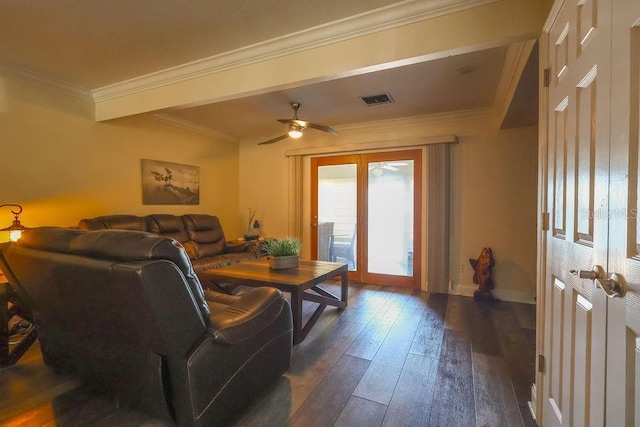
[[258, 102, 339, 145]]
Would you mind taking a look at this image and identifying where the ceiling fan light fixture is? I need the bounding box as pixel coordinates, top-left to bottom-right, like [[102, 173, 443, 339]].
[[288, 123, 303, 139], [258, 102, 338, 145]]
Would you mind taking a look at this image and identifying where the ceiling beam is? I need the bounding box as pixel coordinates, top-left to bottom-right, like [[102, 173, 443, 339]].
[[94, 0, 547, 122]]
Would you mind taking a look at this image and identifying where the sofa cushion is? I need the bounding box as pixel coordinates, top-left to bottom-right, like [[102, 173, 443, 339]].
[[146, 214, 189, 243], [182, 214, 226, 257], [78, 215, 148, 231]]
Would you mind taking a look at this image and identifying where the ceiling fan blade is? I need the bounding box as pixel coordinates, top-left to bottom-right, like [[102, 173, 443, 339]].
[[303, 121, 339, 136], [278, 118, 301, 125], [382, 165, 398, 171], [278, 119, 339, 136], [258, 134, 289, 145]]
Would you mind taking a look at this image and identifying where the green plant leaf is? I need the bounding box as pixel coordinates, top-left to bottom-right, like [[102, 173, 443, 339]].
[[262, 237, 301, 256]]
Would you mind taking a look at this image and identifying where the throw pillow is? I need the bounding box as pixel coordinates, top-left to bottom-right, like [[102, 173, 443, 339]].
[[181, 241, 202, 259]]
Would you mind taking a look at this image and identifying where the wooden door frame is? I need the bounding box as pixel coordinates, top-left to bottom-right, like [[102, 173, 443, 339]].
[[534, 27, 551, 423], [310, 150, 422, 288], [310, 153, 361, 265]]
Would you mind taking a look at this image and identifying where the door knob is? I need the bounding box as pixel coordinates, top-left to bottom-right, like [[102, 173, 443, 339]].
[[570, 265, 605, 281], [595, 273, 623, 298]]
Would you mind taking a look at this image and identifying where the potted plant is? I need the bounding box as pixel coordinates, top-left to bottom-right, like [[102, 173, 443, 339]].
[[262, 237, 301, 269]]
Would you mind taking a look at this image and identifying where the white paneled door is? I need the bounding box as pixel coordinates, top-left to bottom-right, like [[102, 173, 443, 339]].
[[541, 0, 640, 425]]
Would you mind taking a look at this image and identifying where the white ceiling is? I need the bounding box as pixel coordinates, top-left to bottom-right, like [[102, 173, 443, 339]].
[[0, 0, 539, 143]]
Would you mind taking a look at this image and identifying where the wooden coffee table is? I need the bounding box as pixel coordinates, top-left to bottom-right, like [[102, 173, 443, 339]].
[[200, 258, 348, 344]]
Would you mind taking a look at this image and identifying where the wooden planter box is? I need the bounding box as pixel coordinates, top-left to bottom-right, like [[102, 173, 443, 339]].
[[269, 255, 299, 269]]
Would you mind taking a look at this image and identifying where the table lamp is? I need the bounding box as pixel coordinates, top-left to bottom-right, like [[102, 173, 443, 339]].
[[0, 204, 25, 242]]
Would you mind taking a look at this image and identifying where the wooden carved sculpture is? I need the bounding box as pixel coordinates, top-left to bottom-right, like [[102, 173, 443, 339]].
[[469, 247, 499, 302]]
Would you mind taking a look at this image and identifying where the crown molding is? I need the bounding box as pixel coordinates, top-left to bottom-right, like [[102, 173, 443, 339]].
[[493, 40, 536, 124], [151, 113, 238, 142], [0, 61, 93, 101], [92, 0, 499, 102], [284, 133, 458, 157], [242, 106, 495, 145], [336, 107, 498, 134], [170, 106, 497, 144]]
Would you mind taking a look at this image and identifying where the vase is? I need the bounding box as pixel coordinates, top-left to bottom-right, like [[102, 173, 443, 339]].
[[244, 223, 259, 241], [269, 255, 299, 269]]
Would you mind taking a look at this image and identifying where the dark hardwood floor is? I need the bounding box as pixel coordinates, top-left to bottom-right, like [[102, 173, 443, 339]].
[[0, 282, 537, 427]]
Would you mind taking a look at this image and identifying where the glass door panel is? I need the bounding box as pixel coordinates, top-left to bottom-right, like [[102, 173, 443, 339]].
[[316, 164, 357, 269], [367, 160, 414, 276]]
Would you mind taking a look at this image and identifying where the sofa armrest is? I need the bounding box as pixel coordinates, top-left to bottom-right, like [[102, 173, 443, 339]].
[[223, 241, 248, 253], [207, 287, 285, 345]]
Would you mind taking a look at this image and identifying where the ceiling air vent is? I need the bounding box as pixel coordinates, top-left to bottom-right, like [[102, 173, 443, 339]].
[[360, 93, 394, 106]]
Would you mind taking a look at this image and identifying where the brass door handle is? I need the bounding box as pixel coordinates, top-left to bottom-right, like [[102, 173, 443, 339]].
[[570, 265, 605, 281], [595, 274, 624, 298]]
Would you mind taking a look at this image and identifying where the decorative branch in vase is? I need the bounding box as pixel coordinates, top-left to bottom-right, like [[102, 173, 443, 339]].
[[244, 208, 259, 241]]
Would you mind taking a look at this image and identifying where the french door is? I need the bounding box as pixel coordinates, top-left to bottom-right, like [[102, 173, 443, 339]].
[[540, 0, 640, 425], [311, 150, 422, 288]]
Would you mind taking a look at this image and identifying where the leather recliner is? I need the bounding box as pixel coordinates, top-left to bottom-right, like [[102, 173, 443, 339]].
[[0, 227, 293, 426]]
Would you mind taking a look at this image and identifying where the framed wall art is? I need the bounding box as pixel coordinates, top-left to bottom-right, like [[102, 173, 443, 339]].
[[141, 159, 200, 205]]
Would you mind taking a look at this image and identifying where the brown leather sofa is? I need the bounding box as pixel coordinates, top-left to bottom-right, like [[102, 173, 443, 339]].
[[78, 214, 259, 293], [0, 227, 292, 426]]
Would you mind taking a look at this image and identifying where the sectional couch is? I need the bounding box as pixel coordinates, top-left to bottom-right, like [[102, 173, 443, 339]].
[[78, 214, 259, 293]]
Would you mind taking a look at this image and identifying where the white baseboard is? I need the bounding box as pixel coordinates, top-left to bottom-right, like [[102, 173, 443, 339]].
[[449, 282, 536, 304], [528, 383, 538, 421], [448, 282, 476, 297]]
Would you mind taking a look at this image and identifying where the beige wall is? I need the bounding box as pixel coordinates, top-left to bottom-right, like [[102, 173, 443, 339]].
[[237, 141, 295, 239], [450, 126, 538, 303], [238, 119, 538, 303], [0, 76, 241, 242]]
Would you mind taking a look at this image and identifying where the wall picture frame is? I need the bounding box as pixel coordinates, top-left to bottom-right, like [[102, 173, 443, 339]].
[[141, 159, 200, 205]]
